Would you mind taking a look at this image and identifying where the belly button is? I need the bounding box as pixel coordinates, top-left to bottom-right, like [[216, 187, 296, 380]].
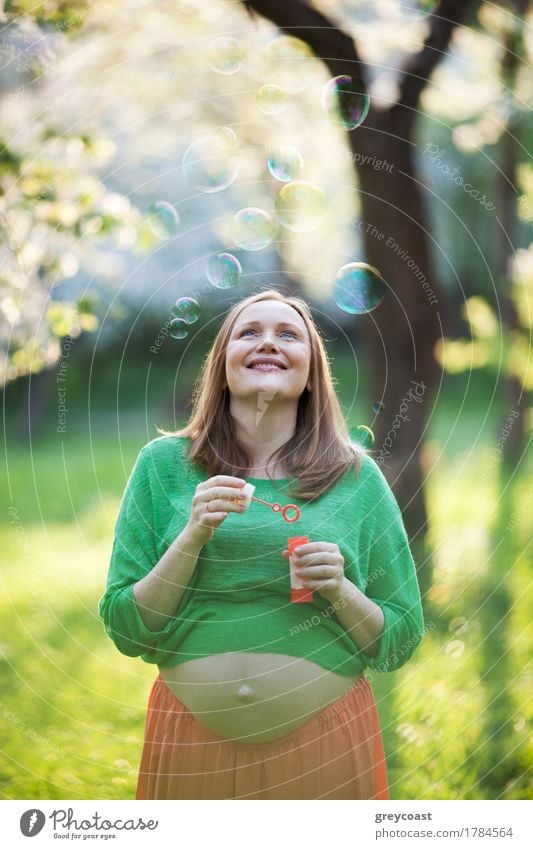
[[236, 684, 255, 704]]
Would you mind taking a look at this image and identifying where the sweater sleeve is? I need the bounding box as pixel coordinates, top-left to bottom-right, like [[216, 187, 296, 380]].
[[98, 443, 178, 658], [355, 459, 425, 673]]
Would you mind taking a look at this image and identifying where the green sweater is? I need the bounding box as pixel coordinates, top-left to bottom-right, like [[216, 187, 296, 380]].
[[98, 435, 425, 677]]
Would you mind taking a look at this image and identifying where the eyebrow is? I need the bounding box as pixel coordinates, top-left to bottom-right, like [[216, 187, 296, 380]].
[[234, 320, 304, 333]]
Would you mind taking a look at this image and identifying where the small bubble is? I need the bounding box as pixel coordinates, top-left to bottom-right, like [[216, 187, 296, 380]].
[[206, 252, 242, 289], [172, 297, 201, 324], [352, 425, 375, 448], [182, 129, 240, 193], [372, 401, 385, 414], [267, 146, 304, 182], [275, 180, 328, 232], [169, 318, 188, 340], [232, 207, 276, 251], [334, 262, 386, 315], [256, 84, 287, 115], [321, 75, 370, 130], [147, 201, 179, 240], [449, 616, 469, 635], [207, 36, 245, 75], [444, 640, 464, 658]]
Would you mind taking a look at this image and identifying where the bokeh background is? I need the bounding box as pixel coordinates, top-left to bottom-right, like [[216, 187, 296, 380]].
[[1, 0, 532, 800]]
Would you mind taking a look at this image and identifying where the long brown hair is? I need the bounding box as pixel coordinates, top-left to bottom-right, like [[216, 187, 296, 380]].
[[158, 289, 364, 500]]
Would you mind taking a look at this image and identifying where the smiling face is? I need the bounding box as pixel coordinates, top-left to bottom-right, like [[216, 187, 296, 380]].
[[224, 300, 312, 403]]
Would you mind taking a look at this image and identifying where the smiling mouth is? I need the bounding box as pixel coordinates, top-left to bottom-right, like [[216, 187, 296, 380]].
[[247, 363, 286, 371]]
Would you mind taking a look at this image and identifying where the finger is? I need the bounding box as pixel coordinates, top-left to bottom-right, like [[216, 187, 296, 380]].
[[198, 476, 247, 490], [290, 542, 339, 555], [297, 566, 339, 579], [205, 498, 246, 514], [205, 485, 248, 501], [199, 512, 228, 525], [294, 553, 340, 567]]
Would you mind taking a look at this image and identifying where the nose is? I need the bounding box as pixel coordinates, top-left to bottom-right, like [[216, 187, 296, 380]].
[[256, 331, 279, 351]]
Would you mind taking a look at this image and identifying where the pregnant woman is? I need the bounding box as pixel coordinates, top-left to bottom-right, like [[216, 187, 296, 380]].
[[98, 288, 425, 800]]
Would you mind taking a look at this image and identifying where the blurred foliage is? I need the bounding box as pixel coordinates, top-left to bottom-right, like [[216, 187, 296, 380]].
[[0, 0, 531, 390]]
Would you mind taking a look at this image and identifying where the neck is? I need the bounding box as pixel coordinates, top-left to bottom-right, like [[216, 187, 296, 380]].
[[229, 396, 297, 476]]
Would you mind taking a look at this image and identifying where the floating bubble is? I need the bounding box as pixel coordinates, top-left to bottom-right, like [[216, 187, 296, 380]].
[[206, 252, 242, 289], [275, 180, 328, 232], [172, 297, 201, 324], [182, 130, 239, 193], [256, 84, 287, 115], [333, 263, 386, 314], [169, 319, 188, 340], [268, 146, 304, 182], [261, 36, 314, 94], [147, 201, 179, 240], [321, 75, 370, 130], [444, 640, 465, 659], [372, 401, 385, 414], [207, 36, 245, 75], [449, 616, 469, 635], [352, 425, 375, 449], [232, 207, 276, 251]]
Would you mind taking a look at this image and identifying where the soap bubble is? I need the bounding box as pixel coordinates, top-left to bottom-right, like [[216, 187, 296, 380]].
[[372, 402, 385, 414], [232, 207, 276, 251], [207, 36, 245, 75], [321, 75, 370, 130], [182, 130, 239, 193], [333, 263, 386, 314], [268, 146, 304, 182], [147, 201, 179, 240], [169, 319, 188, 340], [275, 180, 328, 232], [261, 36, 314, 94], [352, 425, 375, 449], [445, 640, 465, 659], [256, 84, 287, 115], [206, 252, 242, 289], [449, 617, 469, 635], [172, 297, 201, 324]]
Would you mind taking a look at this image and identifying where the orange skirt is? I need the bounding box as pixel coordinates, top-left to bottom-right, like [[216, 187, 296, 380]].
[[135, 673, 390, 800]]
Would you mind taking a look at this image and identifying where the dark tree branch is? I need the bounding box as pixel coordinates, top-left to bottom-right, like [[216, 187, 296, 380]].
[[243, 0, 367, 86], [394, 0, 479, 118]]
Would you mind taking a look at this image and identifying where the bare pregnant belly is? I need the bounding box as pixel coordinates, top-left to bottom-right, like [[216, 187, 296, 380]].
[[158, 653, 360, 744]]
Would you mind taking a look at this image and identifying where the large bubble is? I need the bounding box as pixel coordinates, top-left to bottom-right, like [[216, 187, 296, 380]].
[[261, 36, 315, 94], [206, 252, 242, 289], [182, 130, 239, 193], [172, 297, 201, 324], [147, 201, 179, 240], [321, 75, 370, 130], [256, 84, 287, 115], [268, 146, 304, 182], [333, 263, 386, 314], [232, 207, 276, 251], [169, 319, 189, 340], [275, 180, 328, 232], [207, 37, 245, 75]]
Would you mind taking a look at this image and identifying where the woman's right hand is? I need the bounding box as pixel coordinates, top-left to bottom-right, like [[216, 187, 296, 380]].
[[183, 475, 248, 548]]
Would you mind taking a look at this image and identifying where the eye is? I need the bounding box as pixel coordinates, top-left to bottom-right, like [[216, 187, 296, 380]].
[[281, 330, 298, 338], [239, 328, 257, 337]]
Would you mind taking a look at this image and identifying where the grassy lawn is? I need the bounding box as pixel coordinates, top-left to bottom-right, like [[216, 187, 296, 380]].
[[1, 404, 531, 800]]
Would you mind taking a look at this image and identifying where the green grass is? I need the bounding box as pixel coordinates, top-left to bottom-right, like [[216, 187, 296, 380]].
[[1, 408, 531, 799]]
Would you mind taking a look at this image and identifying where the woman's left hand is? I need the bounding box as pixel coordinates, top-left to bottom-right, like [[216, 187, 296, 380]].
[[282, 541, 346, 603]]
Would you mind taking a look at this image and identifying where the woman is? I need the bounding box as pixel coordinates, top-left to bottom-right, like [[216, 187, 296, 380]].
[[98, 289, 425, 800]]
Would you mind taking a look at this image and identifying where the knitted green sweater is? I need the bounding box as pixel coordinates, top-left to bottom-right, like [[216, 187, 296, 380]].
[[98, 435, 425, 677]]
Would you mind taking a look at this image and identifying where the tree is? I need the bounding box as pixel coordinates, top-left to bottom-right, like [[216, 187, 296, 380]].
[[240, 0, 481, 594]]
